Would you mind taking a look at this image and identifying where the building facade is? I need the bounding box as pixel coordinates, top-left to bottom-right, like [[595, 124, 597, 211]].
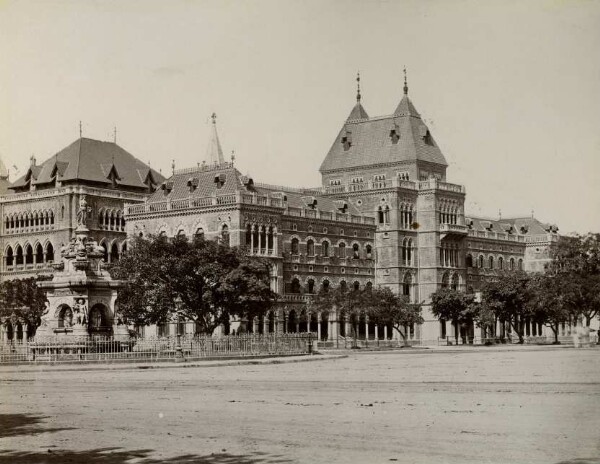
[[124, 81, 559, 344], [0, 138, 163, 341]]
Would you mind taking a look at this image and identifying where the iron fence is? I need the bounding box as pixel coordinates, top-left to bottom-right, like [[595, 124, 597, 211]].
[[0, 333, 315, 364]]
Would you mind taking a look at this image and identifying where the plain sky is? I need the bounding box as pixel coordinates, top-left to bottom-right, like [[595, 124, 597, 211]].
[[1, 0, 599, 234]]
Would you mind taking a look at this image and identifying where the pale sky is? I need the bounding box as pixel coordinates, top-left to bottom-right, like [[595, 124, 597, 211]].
[[1, 0, 599, 234]]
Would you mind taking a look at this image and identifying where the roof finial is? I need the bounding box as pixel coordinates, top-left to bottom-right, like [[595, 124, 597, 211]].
[[79, 121, 82, 138], [171, 159, 175, 175], [211, 112, 217, 124], [498, 209, 502, 220], [403, 67, 408, 96], [356, 71, 361, 103], [113, 125, 117, 144], [231, 150, 235, 165]]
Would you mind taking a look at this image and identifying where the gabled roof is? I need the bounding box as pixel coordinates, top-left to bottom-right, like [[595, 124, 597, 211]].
[[9, 138, 164, 192], [320, 94, 448, 173]]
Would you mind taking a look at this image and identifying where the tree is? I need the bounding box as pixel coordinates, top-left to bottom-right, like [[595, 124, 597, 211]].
[[366, 286, 423, 346], [0, 276, 50, 335], [527, 273, 572, 344], [549, 233, 600, 326], [110, 234, 277, 334], [481, 271, 532, 344], [310, 286, 362, 340], [430, 288, 476, 344]]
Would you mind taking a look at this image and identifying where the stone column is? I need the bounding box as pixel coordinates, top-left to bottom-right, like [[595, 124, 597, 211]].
[[317, 313, 322, 341], [263, 318, 268, 335], [374, 324, 379, 341]]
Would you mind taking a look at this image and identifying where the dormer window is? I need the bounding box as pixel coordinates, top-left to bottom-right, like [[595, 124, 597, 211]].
[[419, 125, 433, 146], [187, 177, 199, 193], [334, 200, 348, 213], [520, 226, 529, 234], [161, 181, 174, 195], [341, 131, 352, 151], [214, 173, 226, 189], [389, 126, 400, 144]]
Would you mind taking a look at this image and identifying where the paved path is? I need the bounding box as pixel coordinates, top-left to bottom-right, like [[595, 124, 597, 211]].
[[1, 347, 599, 463]]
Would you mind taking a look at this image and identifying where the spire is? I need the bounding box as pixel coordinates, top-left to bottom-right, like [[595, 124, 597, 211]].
[[393, 68, 420, 117], [346, 73, 369, 121], [206, 113, 225, 165]]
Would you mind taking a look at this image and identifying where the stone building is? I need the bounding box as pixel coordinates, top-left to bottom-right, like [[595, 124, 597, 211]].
[[0, 137, 163, 342], [124, 78, 558, 344]]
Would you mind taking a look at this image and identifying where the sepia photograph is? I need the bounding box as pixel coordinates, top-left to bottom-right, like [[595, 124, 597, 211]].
[[0, 1, 599, 463]]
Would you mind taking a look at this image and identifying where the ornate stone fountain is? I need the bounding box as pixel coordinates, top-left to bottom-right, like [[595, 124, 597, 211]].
[[35, 195, 129, 342]]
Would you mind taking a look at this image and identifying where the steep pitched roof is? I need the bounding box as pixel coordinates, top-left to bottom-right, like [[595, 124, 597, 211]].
[[466, 216, 558, 237], [146, 164, 245, 203], [9, 138, 164, 191], [346, 102, 369, 121], [320, 95, 448, 173], [206, 115, 225, 165]]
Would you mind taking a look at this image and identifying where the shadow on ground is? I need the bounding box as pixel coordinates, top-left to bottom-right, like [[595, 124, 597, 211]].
[[0, 448, 293, 464], [0, 414, 75, 438]]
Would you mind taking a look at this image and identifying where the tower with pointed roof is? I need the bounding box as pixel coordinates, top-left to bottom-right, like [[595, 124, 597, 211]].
[[206, 113, 225, 165]]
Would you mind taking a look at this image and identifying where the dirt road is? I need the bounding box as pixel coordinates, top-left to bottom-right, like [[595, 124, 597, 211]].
[[1, 347, 599, 463]]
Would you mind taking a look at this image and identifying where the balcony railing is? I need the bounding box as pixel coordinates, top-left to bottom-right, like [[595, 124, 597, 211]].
[[467, 229, 527, 243], [439, 223, 469, 234]]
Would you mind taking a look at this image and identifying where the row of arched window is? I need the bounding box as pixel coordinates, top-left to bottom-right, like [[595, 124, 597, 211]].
[[5, 242, 55, 268], [400, 204, 414, 229], [287, 278, 372, 294], [4, 210, 55, 233], [154, 224, 230, 246], [289, 238, 372, 260], [439, 202, 459, 225], [245, 224, 276, 255], [441, 271, 461, 290], [377, 205, 391, 225], [466, 254, 523, 271], [98, 209, 126, 231], [440, 241, 459, 268]]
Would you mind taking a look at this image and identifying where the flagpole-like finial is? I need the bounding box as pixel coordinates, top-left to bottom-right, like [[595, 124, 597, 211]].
[[79, 121, 82, 138], [113, 126, 117, 143], [403, 67, 408, 96], [356, 71, 361, 103], [211, 112, 217, 124], [171, 159, 175, 175]]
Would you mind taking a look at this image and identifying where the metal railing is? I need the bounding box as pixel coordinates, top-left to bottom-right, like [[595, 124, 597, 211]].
[[0, 333, 314, 364]]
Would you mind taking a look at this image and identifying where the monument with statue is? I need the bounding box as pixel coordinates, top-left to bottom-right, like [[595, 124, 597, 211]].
[[34, 195, 129, 343]]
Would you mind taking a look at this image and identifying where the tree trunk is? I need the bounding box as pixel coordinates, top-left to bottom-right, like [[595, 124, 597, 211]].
[[395, 327, 408, 347], [510, 320, 524, 344], [552, 324, 559, 344]]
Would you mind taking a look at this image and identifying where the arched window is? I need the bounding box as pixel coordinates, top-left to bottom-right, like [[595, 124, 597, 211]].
[[100, 243, 108, 263], [353, 281, 360, 291], [57, 305, 73, 329], [15, 245, 23, 265], [466, 254, 473, 267], [5, 246, 14, 267], [307, 239, 315, 257], [221, 224, 229, 246], [321, 241, 330, 257], [121, 242, 127, 256], [407, 238, 412, 265], [25, 244, 33, 265], [339, 280, 347, 292], [322, 280, 330, 292], [498, 257, 504, 270], [111, 242, 120, 262], [489, 256, 494, 269], [518, 258, 523, 271], [478, 255, 484, 269], [451, 273, 459, 291], [384, 205, 390, 224], [290, 278, 301, 294], [46, 242, 54, 263], [510, 258, 515, 270], [195, 228, 205, 241], [35, 243, 43, 264], [307, 279, 315, 294], [352, 243, 359, 259], [291, 238, 299, 255], [267, 226, 274, 251], [441, 272, 449, 289], [338, 242, 346, 258], [365, 244, 372, 259], [176, 229, 186, 237], [403, 273, 412, 300], [245, 224, 252, 247], [378, 206, 384, 224]]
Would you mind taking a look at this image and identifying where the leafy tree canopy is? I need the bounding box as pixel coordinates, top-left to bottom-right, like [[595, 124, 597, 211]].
[[110, 234, 277, 334], [0, 276, 50, 332]]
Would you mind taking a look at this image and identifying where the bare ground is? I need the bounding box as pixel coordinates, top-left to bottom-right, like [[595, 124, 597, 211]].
[[1, 347, 599, 464]]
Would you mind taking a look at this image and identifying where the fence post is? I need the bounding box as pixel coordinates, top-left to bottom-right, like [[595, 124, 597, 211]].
[[174, 334, 186, 363]]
